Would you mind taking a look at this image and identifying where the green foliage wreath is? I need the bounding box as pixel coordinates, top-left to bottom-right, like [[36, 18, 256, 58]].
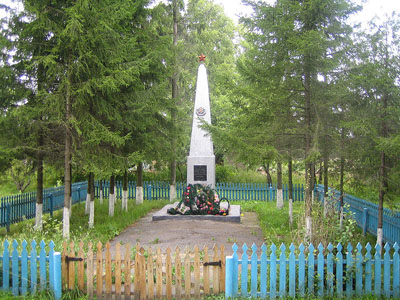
[[167, 184, 229, 215]]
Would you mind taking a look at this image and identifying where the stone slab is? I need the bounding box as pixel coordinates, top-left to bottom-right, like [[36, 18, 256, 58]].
[[152, 202, 241, 223]]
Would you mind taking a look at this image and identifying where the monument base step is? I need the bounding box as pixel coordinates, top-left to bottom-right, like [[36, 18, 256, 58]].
[[152, 202, 241, 223]]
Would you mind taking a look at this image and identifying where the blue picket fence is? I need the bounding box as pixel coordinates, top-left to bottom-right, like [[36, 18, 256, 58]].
[[95, 181, 305, 201], [0, 182, 87, 231], [225, 242, 400, 299], [0, 240, 61, 299], [314, 185, 400, 245]]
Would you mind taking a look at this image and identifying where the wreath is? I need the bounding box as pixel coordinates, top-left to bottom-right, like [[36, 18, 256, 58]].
[[167, 184, 229, 216]]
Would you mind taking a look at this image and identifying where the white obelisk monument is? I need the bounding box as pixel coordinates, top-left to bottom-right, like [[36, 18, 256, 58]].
[[187, 54, 215, 188]]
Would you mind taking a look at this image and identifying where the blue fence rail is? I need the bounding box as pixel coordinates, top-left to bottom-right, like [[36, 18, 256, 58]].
[[95, 181, 305, 201], [225, 242, 400, 299], [0, 240, 61, 299], [314, 185, 400, 245], [0, 182, 87, 231]]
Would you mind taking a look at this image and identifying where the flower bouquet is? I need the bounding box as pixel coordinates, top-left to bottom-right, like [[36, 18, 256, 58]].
[[167, 184, 229, 216]]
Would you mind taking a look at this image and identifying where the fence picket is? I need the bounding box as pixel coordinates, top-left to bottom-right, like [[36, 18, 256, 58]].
[[194, 246, 200, 297], [86, 242, 94, 300], [383, 243, 391, 298], [68, 242, 75, 290], [78, 241, 85, 292], [336, 243, 343, 297], [232, 243, 239, 296], [326, 243, 334, 296], [279, 244, 287, 298], [241, 243, 248, 297], [148, 247, 154, 300], [105, 242, 112, 298], [40, 240, 47, 290], [96, 242, 103, 299], [12, 240, 19, 296], [270, 244, 277, 299], [21, 240, 28, 295], [375, 244, 381, 296], [184, 247, 191, 298], [250, 244, 258, 298], [156, 247, 162, 299], [166, 247, 172, 300], [356, 243, 363, 296], [317, 243, 324, 297], [298, 243, 305, 297], [204, 246, 210, 295], [346, 244, 354, 298], [175, 247, 182, 300], [124, 243, 132, 300], [213, 245, 219, 294], [393, 243, 399, 298], [139, 248, 146, 300], [62, 241, 68, 289], [30, 240, 37, 293], [115, 243, 122, 299], [220, 245, 226, 292], [260, 244, 267, 298], [308, 244, 315, 295], [289, 244, 296, 298]]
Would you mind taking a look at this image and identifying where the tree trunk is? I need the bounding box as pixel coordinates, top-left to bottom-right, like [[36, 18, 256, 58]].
[[85, 173, 91, 215], [69, 161, 72, 212], [318, 162, 323, 185], [288, 158, 293, 226], [35, 150, 43, 231], [377, 90, 388, 248], [63, 71, 72, 239], [99, 179, 103, 204], [323, 137, 329, 217], [304, 57, 313, 242], [276, 161, 283, 209], [339, 128, 345, 228], [109, 174, 115, 216], [136, 162, 144, 204], [122, 169, 128, 211], [170, 0, 178, 203], [89, 172, 95, 228], [263, 163, 273, 186]]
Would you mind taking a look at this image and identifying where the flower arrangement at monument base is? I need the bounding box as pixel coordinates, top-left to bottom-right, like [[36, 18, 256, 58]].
[[167, 184, 229, 216]]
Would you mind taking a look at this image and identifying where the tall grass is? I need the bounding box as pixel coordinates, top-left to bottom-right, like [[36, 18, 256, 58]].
[[237, 200, 376, 247]]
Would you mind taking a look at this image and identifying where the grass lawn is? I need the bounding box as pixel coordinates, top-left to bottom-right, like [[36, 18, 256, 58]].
[[0, 198, 168, 251], [235, 200, 377, 247]]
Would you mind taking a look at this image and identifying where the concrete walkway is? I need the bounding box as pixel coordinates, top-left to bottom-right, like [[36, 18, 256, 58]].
[[108, 210, 265, 256]]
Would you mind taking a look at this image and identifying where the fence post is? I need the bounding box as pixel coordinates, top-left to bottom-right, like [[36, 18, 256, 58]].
[[148, 184, 152, 201], [77, 187, 81, 203], [225, 256, 234, 299], [6, 203, 10, 233], [52, 252, 62, 300], [362, 208, 368, 236], [49, 194, 54, 218]]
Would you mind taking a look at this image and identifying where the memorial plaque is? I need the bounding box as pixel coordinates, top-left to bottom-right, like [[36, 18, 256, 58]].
[[194, 165, 207, 181]]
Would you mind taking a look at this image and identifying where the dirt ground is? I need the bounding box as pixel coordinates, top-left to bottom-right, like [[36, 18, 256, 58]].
[[109, 209, 265, 255]]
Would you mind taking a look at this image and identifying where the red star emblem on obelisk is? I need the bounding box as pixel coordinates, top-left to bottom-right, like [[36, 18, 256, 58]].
[[198, 54, 206, 62]]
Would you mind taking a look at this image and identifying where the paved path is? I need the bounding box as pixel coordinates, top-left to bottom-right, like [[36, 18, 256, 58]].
[[109, 209, 265, 255]]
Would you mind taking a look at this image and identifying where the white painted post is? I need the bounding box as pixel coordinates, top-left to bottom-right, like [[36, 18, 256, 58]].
[[35, 203, 43, 231], [89, 201, 94, 228], [276, 189, 283, 209], [136, 186, 143, 204], [169, 184, 176, 202]]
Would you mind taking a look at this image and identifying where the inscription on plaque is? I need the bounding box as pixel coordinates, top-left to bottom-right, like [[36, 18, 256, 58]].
[[194, 165, 207, 181]]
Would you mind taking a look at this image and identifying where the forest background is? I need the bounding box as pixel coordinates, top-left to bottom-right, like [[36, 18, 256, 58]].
[[0, 0, 399, 243]]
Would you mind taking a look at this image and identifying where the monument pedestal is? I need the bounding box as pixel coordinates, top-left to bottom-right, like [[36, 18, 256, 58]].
[[187, 156, 215, 188]]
